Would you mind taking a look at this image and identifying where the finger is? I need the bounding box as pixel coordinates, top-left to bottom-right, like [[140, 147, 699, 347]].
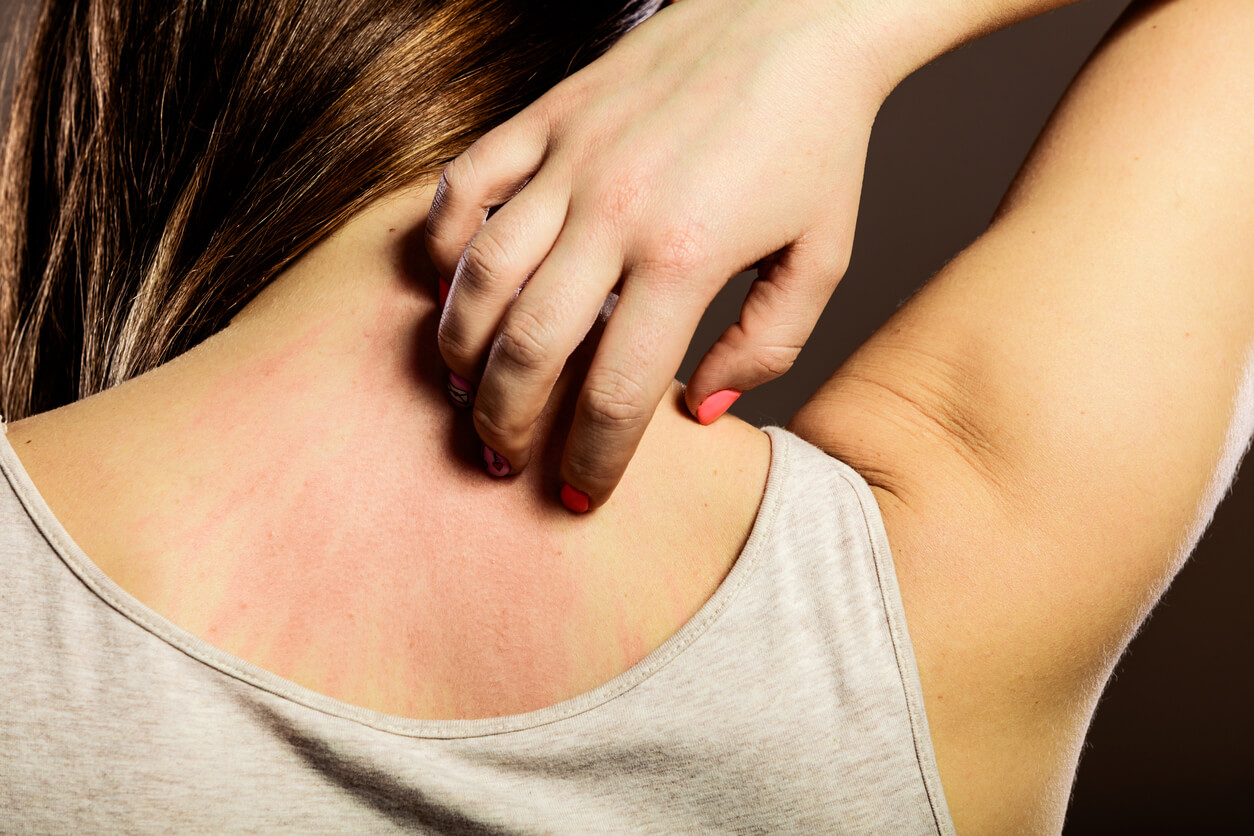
[[684, 238, 845, 424], [425, 113, 550, 280], [469, 221, 619, 477], [559, 264, 708, 512], [436, 170, 570, 384]]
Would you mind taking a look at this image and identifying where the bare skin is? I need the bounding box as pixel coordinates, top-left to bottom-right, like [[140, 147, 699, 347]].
[[5, 187, 771, 721], [6, 1, 1253, 834]]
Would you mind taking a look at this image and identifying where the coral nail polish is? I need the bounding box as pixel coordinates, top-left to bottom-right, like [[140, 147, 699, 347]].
[[695, 389, 742, 425], [482, 444, 511, 478], [447, 372, 474, 408], [438, 276, 450, 309], [560, 483, 591, 514]]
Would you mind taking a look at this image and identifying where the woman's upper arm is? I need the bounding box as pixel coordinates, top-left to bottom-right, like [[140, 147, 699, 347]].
[[789, 0, 1254, 831]]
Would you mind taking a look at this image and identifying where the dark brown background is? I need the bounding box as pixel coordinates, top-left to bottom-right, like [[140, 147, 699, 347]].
[[2, 1, 1249, 831]]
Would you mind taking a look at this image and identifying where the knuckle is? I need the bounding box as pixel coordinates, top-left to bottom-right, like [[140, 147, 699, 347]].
[[542, 75, 594, 118], [642, 220, 711, 279], [458, 234, 509, 295], [580, 368, 652, 434], [493, 308, 552, 373], [802, 233, 851, 280], [750, 343, 801, 379], [561, 444, 604, 487], [472, 399, 516, 444], [436, 316, 476, 366], [593, 165, 651, 228], [442, 149, 478, 194]]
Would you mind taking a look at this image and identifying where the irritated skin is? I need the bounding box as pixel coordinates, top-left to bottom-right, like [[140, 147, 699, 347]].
[[8, 183, 771, 720]]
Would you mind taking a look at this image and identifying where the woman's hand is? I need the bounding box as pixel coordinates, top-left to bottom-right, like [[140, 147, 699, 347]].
[[425, 0, 903, 511]]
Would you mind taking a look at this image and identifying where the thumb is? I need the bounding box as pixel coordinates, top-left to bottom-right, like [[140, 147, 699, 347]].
[[685, 240, 845, 424]]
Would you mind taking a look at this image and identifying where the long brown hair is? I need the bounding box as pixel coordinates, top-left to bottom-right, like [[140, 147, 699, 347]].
[[0, 0, 661, 420]]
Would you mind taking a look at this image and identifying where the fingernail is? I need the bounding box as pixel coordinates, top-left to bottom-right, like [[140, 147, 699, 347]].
[[560, 483, 591, 514], [447, 372, 475, 408], [482, 444, 511, 478], [438, 276, 450, 309], [695, 389, 742, 425]]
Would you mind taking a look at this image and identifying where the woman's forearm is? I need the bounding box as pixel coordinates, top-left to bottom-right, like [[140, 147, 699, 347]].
[[851, 0, 1084, 89]]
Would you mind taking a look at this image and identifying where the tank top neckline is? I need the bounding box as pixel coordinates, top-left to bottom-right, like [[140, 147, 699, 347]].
[[0, 420, 790, 739]]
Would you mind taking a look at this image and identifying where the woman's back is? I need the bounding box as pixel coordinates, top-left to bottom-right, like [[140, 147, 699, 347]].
[[3, 187, 774, 721]]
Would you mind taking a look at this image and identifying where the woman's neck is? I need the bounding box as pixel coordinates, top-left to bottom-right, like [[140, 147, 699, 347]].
[[6, 183, 771, 719]]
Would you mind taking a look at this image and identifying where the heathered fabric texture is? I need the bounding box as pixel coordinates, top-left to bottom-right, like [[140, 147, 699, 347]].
[[0, 423, 955, 834]]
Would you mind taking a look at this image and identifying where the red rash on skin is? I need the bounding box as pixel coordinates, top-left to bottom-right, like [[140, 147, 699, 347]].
[[612, 590, 653, 673], [131, 295, 618, 719]]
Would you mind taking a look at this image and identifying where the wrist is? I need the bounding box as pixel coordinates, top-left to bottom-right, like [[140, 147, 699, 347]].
[[838, 0, 1080, 92]]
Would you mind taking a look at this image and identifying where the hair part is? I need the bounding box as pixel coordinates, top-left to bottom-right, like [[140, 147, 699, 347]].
[[0, 0, 661, 420]]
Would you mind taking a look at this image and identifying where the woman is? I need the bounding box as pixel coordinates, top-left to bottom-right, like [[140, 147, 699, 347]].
[[1, 0, 1250, 834]]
